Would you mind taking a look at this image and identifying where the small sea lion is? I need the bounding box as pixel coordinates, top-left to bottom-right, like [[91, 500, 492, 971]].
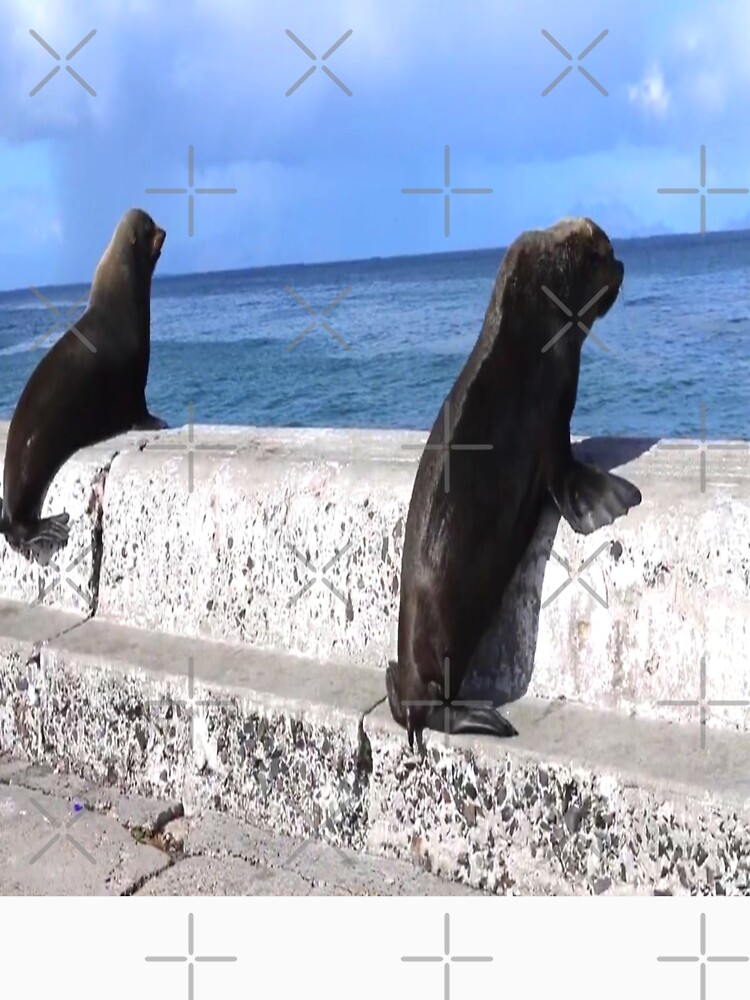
[[386, 217, 642, 748], [0, 208, 167, 559]]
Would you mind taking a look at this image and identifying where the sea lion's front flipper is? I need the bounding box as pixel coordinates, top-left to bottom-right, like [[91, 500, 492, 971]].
[[550, 460, 641, 536], [424, 704, 518, 739]]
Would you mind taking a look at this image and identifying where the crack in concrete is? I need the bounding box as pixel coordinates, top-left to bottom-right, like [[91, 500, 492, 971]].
[[86, 455, 118, 618], [120, 855, 177, 896], [119, 845, 361, 896], [0, 760, 186, 896], [10, 450, 122, 670]]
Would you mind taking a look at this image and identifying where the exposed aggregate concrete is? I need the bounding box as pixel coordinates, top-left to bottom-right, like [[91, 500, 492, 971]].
[[0, 424, 749, 895], [368, 722, 750, 896], [3, 631, 750, 895]]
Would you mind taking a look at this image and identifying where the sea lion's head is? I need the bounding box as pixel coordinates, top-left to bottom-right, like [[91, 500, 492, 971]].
[[496, 217, 623, 356], [540, 216, 623, 325], [122, 208, 166, 270], [97, 208, 166, 287], [89, 209, 166, 316]]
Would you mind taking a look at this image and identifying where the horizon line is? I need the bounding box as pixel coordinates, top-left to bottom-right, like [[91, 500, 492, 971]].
[[2, 224, 749, 297]]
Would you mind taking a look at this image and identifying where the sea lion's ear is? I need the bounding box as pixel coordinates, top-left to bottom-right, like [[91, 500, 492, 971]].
[[130, 229, 137, 246]]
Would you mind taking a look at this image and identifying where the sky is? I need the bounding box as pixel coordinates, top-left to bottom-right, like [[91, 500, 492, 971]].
[[2, 0, 750, 290]]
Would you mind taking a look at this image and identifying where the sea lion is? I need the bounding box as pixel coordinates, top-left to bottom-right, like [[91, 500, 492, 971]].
[[0, 208, 168, 559], [386, 217, 642, 749]]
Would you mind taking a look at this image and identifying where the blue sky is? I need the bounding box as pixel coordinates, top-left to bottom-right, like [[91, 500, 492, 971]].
[[2, 0, 750, 290]]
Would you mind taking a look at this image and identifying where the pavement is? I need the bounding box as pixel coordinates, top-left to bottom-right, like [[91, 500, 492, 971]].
[[0, 755, 481, 896]]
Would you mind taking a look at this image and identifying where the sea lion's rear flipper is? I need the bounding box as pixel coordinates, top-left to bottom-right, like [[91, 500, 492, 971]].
[[0, 511, 70, 559], [551, 460, 641, 536], [424, 704, 518, 739], [28, 513, 71, 546]]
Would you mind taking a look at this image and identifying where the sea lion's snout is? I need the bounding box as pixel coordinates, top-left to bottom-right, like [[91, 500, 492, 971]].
[[152, 227, 166, 257], [582, 225, 622, 318]]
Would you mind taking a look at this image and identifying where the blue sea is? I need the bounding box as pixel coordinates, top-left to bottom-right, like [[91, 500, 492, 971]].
[[0, 230, 748, 439]]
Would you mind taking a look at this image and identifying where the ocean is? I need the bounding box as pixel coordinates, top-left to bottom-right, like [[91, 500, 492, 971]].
[[0, 230, 748, 440]]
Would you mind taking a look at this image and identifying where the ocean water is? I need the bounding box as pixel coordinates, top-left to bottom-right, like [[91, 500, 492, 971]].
[[0, 230, 748, 439]]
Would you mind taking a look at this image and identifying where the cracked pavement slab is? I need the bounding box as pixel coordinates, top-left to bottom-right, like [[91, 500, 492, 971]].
[[156, 809, 481, 896], [0, 757, 484, 896], [0, 782, 170, 895]]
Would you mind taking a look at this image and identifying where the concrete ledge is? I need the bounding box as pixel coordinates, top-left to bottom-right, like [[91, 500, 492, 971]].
[[1, 421, 749, 893], [0, 423, 748, 726], [2, 600, 750, 895]]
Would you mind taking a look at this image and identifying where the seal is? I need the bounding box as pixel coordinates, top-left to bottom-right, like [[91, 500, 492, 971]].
[[386, 217, 642, 749], [0, 208, 168, 559]]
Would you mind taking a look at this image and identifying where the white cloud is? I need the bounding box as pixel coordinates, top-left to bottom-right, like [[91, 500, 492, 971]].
[[627, 65, 670, 116]]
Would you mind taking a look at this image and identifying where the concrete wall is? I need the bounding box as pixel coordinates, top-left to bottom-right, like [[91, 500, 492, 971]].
[[0, 421, 748, 731]]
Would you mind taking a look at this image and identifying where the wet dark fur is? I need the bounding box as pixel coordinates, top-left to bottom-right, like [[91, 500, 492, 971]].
[[386, 217, 642, 748], [0, 208, 168, 559]]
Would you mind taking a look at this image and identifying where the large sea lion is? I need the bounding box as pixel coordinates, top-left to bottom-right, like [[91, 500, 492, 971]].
[[386, 217, 642, 748], [0, 208, 167, 559]]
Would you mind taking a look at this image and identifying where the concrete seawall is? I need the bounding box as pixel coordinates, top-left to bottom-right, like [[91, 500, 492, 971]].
[[1, 420, 749, 894]]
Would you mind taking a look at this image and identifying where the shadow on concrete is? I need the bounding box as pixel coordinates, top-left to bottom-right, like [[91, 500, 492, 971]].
[[462, 435, 660, 705]]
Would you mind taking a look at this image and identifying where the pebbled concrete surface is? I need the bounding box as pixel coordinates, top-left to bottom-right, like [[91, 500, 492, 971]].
[[0, 756, 481, 896], [3, 601, 750, 896], [0, 422, 748, 727], [57, 424, 750, 728], [366, 701, 750, 896], [0, 421, 748, 895]]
